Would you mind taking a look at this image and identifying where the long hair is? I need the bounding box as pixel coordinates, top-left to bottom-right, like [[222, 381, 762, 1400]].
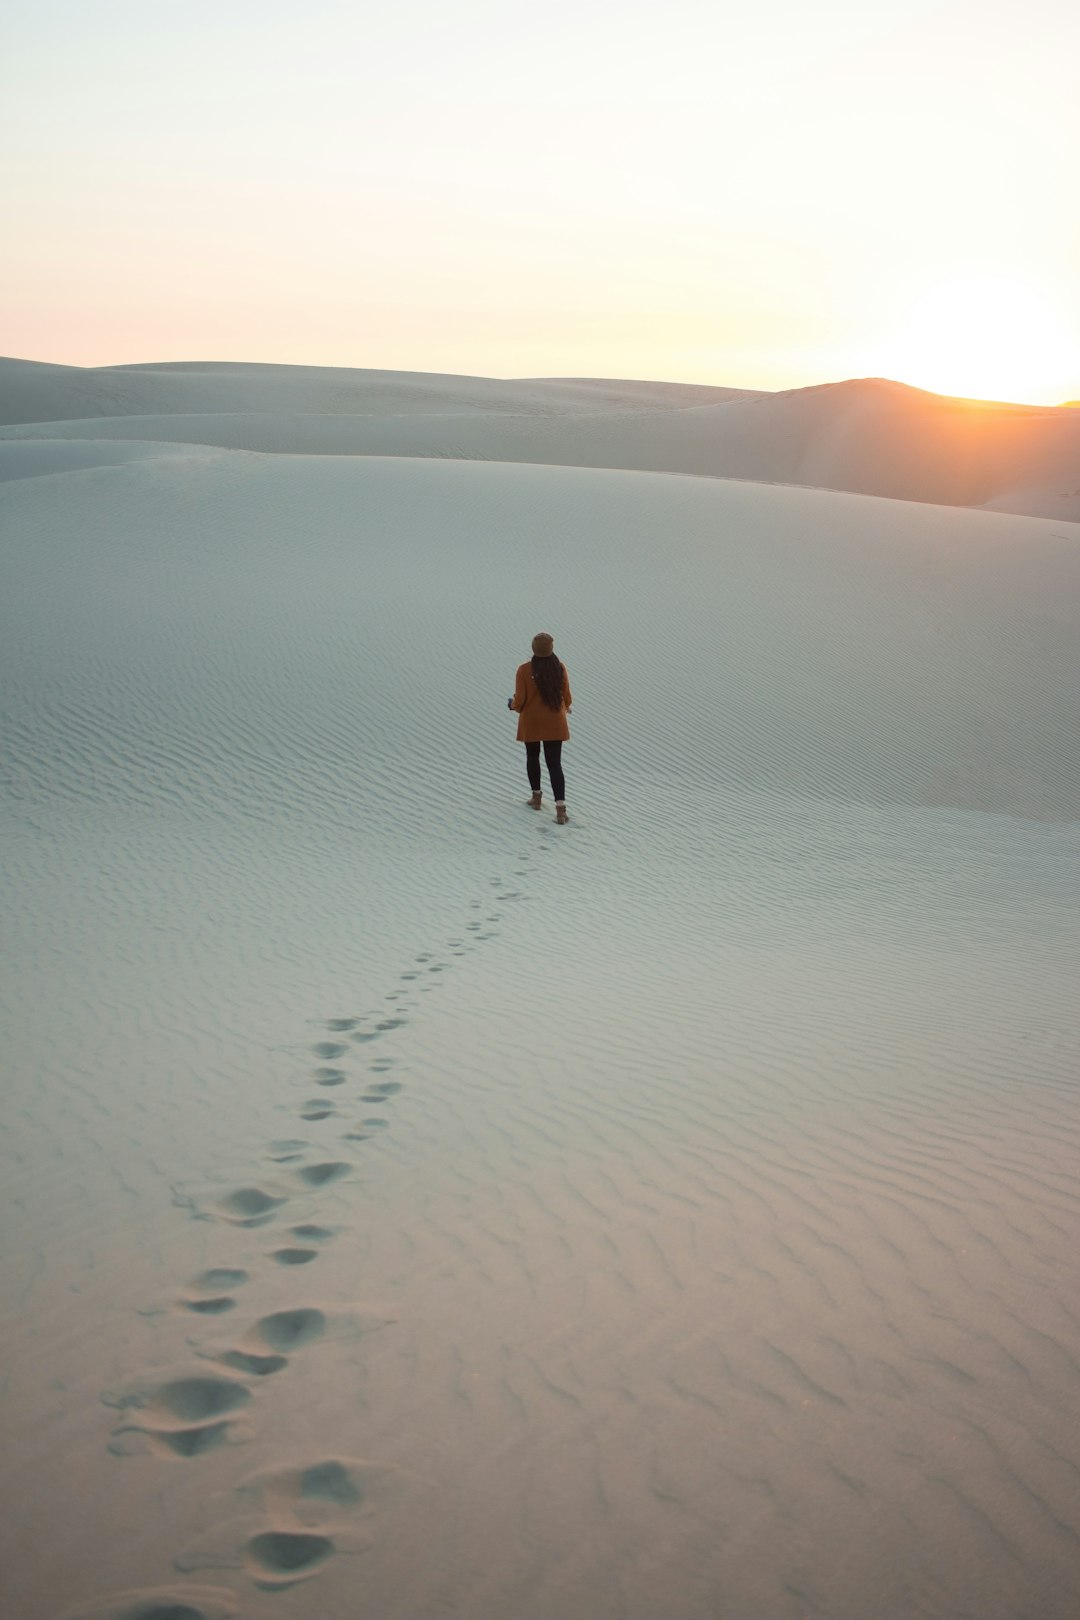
[[531, 654, 566, 711]]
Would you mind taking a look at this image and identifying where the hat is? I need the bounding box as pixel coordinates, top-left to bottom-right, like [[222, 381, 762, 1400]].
[[532, 632, 555, 657]]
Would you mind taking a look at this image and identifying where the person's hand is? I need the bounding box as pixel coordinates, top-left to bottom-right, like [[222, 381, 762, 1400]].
[[507, 697, 514, 710]]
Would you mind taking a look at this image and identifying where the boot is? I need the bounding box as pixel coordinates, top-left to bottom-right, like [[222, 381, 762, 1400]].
[[528, 790, 543, 809], [555, 802, 568, 824]]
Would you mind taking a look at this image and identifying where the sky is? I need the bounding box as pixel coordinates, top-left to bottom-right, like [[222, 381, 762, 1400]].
[[3, 0, 1079, 403]]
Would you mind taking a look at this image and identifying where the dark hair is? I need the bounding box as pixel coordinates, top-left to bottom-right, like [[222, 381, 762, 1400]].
[[532, 655, 566, 711]]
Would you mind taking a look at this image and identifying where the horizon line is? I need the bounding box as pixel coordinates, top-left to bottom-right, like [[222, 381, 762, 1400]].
[[2, 353, 1077, 413]]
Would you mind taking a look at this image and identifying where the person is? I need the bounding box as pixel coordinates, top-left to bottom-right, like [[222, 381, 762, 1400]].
[[508, 632, 573, 823]]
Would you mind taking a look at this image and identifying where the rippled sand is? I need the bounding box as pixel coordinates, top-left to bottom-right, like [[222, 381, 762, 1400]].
[[3, 444, 1079, 1620]]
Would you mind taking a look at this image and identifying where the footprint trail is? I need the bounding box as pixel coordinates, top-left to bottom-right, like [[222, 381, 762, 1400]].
[[87, 855, 532, 1609]]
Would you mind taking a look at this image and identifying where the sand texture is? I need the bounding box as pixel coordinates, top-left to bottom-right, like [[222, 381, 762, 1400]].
[[2, 374, 1080, 1619]]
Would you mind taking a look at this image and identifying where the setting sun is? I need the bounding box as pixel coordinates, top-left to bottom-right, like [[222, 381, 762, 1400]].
[[874, 276, 1080, 405]]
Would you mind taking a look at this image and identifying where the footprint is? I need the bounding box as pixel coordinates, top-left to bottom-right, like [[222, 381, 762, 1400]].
[[178, 1518, 367, 1592], [290, 1223, 335, 1243], [179, 1268, 249, 1316], [209, 1187, 288, 1227], [236, 1455, 398, 1520], [295, 1160, 351, 1188], [195, 1268, 249, 1291], [360, 1117, 389, 1130], [216, 1350, 289, 1378], [56, 1584, 238, 1620], [218, 1308, 328, 1377], [265, 1139, 308, 1164], [366, 1081, 403, 1096], [191, 1263, 249, 1289], [246, 1530, 335, 1587], [300, 1100, 336, 1121], [313, 1068, 347, 1087], [312, 1041, 347, 1060], [248, 1308, 327, 1352], [276, 1458, 362, 1512], [375, 1017, 406, 1032], [325, 1018, 356, 1032], [269, 1247, 318, 1266], [177, 1455, 420, 1591], [105, 1370, 252, 1457], [181, 1298, 237, 1317]]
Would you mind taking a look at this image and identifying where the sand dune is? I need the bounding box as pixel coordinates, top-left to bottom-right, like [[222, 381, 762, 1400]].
[[0, 356, 754, 426], [3, 358, 1078, 516], [3, 439, 1079, 1620]]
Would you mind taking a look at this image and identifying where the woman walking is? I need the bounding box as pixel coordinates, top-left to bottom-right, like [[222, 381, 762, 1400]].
[[508, 632, 572, 823]]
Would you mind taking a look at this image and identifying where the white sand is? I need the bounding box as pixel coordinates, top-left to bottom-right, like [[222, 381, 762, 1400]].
[[2, 365, 1080, 1620], [2, 359, 1079, 518]]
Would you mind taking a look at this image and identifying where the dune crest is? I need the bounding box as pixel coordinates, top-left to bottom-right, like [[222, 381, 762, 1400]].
[[2, 358, 1077, 516]]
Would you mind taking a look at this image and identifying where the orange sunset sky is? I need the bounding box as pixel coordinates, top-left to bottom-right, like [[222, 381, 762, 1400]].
[[3, 0, 1079, 404]]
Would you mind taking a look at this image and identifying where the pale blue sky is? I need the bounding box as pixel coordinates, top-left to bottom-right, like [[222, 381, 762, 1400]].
[[3, 0, 1079, 399]]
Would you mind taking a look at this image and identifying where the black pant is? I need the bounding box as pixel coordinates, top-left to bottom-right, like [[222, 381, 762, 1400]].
[[525, 741, 565, 801]]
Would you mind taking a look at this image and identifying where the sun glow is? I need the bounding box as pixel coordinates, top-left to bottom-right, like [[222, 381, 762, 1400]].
[[874, 276, 1080, 406]]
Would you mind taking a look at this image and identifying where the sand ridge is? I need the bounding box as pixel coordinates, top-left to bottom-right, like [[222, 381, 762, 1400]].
[[0, 355, 756, 426], [2, 357, 1078, 517]]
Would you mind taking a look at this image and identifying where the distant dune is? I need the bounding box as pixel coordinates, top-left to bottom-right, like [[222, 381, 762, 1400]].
[[2, 358, 1078, 518], [0, 356, 756, 424]]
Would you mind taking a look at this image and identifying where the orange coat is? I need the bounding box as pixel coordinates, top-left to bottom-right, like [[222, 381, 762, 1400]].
[[512, 661, 572, 742]]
